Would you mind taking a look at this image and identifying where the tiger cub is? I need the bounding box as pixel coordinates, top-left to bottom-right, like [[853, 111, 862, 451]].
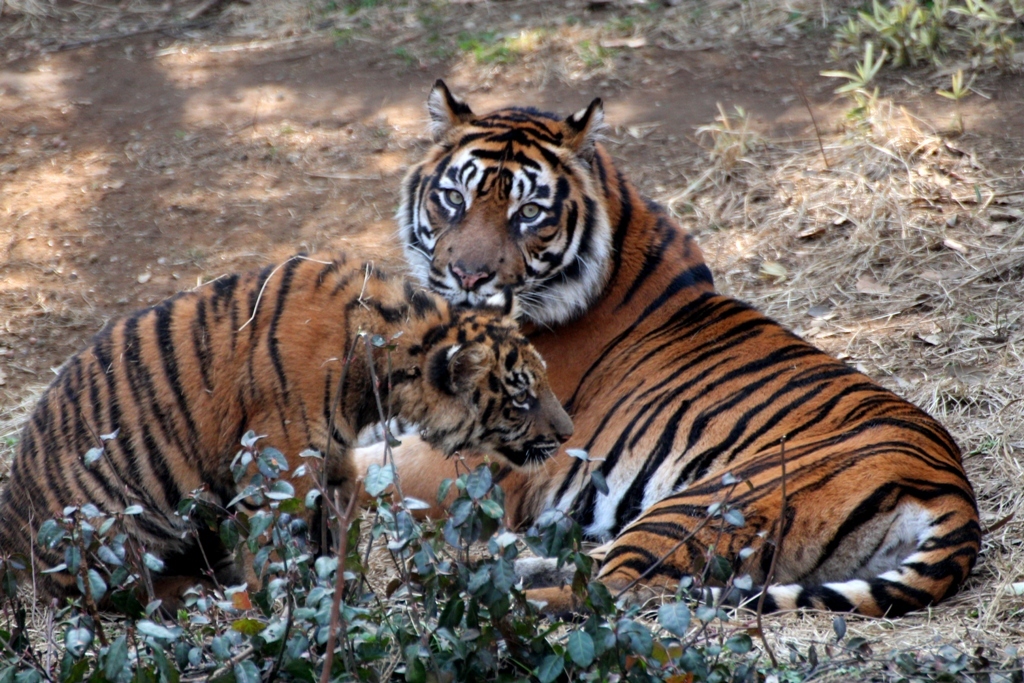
[[0, 253, 572, 603]]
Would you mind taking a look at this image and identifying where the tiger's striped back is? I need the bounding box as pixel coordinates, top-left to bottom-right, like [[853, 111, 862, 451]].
[[357, 81, 980, 617]]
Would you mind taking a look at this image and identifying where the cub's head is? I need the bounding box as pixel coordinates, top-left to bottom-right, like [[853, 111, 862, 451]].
[[412, 308, 572, 467], [399, 80, 613, 326]]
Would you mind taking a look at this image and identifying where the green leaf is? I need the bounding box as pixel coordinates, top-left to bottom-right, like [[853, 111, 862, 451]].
[[658, 601, 692, 637], [248, 510, 274, 540], [449, 498, 474, 528], [104, 636, 129, 680], [436, 478, 453, 504], [263, 618, 288, 643], [305, 489, 322, 509], [124, 504, 144, 515], [97, 545, 123, 567], [136, 620, 182, 641], [465, 466, 492, 500], [266, 480, 295, 500], [567, 629, 595, 667], [709, 554, 732, 582], [234, 661, 260, 683], [536, 654, 563, 683], [726, 633, 753, 654], [491, 557, 516, 593], [261, 446, 288, 471], [566, 448, 590, 461], [833, 615, 847, 641], [402, 497, 431, 511], [590, 470, 609, 496], [479, 499, 504, 519], [821, 69, 859, 80], [86, 569, 107, 601], [83, 447, 103, 466], [240, 430, 261, 449], [232, 618, 265, 636], [80, 503, 103, 518], [405, 657, 426, 683], [36, 520, 63, 549], [365, 463, 395, 497], [64, 627, 93, 658], [220, 519, 240, 549], [143, 553, 165, 572], [723, 508, 745, 527], [587, 580, 614, 613], [152, 645, 180, 683]]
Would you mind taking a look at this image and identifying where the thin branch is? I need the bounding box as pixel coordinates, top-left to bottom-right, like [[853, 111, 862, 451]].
[[755, 436, 787, 669], [790, 78, 829, 170], [318, 491, 359, 683], [49, 16, 218, 53]]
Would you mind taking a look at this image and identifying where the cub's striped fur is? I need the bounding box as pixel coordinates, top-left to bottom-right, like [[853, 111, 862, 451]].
[[354, 82, 979, 617], [0, 254, 571, 602]]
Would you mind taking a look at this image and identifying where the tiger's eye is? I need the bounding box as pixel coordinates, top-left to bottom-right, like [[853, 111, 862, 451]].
[[520, 203, 541, 219], [446, 189, 465, 206]]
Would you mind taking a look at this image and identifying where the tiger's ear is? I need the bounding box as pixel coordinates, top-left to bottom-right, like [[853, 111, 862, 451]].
[[563, 97, 605, 162], [427, 79, 475, 141], [431, 343, 491, 395]]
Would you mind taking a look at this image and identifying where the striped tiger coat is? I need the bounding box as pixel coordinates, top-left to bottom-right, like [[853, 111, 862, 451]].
[[353, 81, 980, 617], [0, 253, 571, 603]]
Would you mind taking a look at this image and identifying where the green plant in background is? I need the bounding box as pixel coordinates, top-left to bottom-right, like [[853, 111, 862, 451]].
[[695, 104, 763, 172], [858, 0, 946, 67], [832, 0, 1022, 73], [822, 41, 888, 119], [457, 31, 517, 65], [936, 68, 975, 133]]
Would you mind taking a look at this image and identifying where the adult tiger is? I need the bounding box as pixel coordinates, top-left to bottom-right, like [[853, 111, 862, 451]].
[[0, 253, 572, 603], [356, 81, 979, 616]]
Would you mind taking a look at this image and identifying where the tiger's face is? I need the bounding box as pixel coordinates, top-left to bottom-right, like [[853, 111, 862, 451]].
[[398, 80, 613, 326], [415, 310, 573, 466]]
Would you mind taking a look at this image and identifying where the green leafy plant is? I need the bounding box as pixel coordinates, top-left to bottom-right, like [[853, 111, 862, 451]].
[[822, 41, 888, 119], [832, 0, 1022, 73]]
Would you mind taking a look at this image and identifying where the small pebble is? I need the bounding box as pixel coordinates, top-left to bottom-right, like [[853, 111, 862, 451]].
[[137, 272, 152, 284]]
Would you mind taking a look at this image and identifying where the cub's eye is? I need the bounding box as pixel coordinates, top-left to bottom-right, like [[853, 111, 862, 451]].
[[519, 203, 542, 220], [445, 189, 465, 206], [511, 390, 531, 410]]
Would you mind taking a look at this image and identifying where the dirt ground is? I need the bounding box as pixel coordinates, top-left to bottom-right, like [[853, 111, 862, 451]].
[[2, 0, 1024, 661]]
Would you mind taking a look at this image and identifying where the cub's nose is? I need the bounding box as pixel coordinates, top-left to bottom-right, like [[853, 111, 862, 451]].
[[553, 412, 574, 443]]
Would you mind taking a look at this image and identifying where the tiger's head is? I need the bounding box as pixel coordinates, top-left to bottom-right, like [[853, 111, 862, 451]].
[[409, 306, 573, 467], [398, 80, 613, 326]]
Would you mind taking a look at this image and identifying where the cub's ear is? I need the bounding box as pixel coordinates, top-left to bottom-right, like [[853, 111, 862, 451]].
[[431, 343, 491, 396], [563, 97, 605, 162], [427, 79, 475, 141]]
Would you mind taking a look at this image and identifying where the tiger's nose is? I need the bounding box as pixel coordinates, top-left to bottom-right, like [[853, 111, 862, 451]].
[[451, 263, 493, 291], [553, 410, 574, 443]]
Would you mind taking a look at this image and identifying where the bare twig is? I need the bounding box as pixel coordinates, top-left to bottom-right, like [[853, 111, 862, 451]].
[[181, 644, 256, 683], [790, 78, 830, 170], [755, 436, 787, 668], [49, 16, 217, 53], [319, 491, 359, 683]]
